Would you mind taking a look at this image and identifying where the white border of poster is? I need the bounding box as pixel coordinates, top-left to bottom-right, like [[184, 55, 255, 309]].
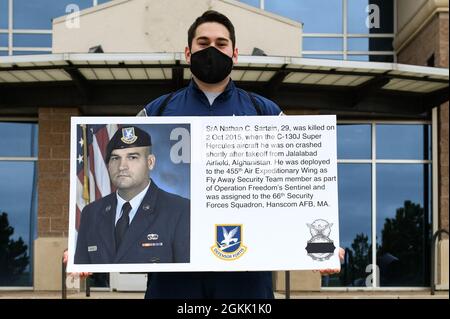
[[68, 115, 340, 273]]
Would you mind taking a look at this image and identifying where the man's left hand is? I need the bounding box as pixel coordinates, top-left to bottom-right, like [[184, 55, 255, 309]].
[[316, 247, 345, 276]]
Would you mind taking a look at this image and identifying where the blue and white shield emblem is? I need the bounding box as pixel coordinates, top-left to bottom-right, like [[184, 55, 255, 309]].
[[211, 224, 247, 260], [121, 127, 138, 144]]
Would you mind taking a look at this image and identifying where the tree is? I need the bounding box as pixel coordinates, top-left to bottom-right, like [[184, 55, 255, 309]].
[[0, 212, 29, 285], [338, 233, 372, 286], [378, 200, 430, 286], [351, 233, 371, 279]]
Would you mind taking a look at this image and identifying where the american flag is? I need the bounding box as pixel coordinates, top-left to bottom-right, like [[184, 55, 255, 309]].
[[76, 124, 119, 230]]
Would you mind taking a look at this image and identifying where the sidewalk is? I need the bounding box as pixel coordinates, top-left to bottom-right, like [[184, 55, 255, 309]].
[[0, 290, 448, 299]]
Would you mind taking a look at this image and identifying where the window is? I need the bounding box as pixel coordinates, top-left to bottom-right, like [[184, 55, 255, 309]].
[[0, 0, 7, 29], [12, 50, 51, 55], [347, 54, 393, 63], [13, 34, 52, 48], [332, 164, 372, 287], [348, 38, 393, 52], [427, 54, 435, 67], [0, 122, 38, 157], [0, 33, 7, 47], [239, 0, 395, 61], [337, 124, 371, 159], [2, 0, 102, 56], [347, 0, 394, 34], [376, 164, 431, 286], [239, 0, 259, 7], [303, 38, 343, 52], [265, 0, 343, 33], [13, 0, 92, 29], [323, 123, 432, 288], [0, 122, 38, 287], [377, 125, 431, 160]]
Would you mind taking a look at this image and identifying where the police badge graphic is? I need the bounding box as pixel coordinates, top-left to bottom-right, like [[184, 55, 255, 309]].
[[121, 127, 138, 144], [305, 219, 336, 261], [211, 225, 247, 260]]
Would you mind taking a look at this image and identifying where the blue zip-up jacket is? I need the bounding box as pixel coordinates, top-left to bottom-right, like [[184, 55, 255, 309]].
[[141, 79, 282, 116], [140, 79, 281, 299]]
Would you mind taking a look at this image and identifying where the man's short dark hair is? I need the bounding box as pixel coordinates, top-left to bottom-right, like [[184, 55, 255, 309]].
[[188, 10, 236, 50]]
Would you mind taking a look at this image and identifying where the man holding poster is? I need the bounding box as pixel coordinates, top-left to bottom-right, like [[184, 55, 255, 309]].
[[66, 10, 343, 300], [74, 125, 190, 264], [137, 10, 342, 299]]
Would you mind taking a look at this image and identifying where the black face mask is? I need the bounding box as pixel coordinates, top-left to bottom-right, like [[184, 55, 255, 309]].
[[189, 46, 233, 84]]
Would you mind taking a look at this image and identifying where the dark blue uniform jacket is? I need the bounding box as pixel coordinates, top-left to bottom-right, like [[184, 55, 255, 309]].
[[142, 79, 281, 299], [74, 181, 190, 264], [143, 79, 282, 116]]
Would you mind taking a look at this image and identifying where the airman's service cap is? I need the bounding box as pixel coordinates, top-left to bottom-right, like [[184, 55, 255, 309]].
[[105, 126, 151, 163]]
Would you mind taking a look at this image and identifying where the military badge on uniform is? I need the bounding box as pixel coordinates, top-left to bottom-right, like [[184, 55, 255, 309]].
[[121, 127, 138, 144], [211, 224, 247, 260], [142, 242, 163, 247], [147, 233, 159, 241], [305, 219, 336, 261], [142, 233, 162, 247]]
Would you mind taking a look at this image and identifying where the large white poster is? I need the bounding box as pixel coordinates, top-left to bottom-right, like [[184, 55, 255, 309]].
[[67, 115, 340, 272]]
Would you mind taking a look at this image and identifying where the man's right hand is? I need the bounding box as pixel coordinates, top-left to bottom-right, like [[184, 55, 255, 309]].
[[63, 250, 92, 278]]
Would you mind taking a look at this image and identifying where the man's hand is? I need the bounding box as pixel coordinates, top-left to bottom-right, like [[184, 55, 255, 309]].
[[63, 249, 92, 279], [314, 247, 345, 276]]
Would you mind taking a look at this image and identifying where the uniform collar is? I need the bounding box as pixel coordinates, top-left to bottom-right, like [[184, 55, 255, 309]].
[[188, 78, 236, 101], [115, 181, 151, 224]]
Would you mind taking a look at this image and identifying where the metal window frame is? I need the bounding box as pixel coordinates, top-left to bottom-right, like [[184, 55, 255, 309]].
[[393, 0, 398, 63], [330, 119, 435, 290], [0, 286, 34, 291], [431, 108, 439, 287], [8, 0, 12, 55], [0, 156, 38, 161], [303, 34, 395, 38], [11, 47, 52, 52], [371, 123, 377, 288], [343, 0, 348, 59], [12, 29, 52, 34], [303, 51, 394, 55]]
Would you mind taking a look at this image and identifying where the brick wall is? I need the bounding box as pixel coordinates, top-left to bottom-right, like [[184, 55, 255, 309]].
[[437, 13, 449, 68], [397, 14, 439, 65], [38, 107, 79, 237], [397, 12, 449, 232], [437, 13, 449, 231]]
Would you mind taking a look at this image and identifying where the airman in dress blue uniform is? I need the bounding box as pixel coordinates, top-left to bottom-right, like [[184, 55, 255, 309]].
[[74, 126, 190, 264]]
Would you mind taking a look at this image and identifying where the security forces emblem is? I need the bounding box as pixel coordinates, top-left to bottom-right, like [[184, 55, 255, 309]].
[[211, 224, 247, 261], [121, 127, 138, 144], [305, 219, 336, 261]]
